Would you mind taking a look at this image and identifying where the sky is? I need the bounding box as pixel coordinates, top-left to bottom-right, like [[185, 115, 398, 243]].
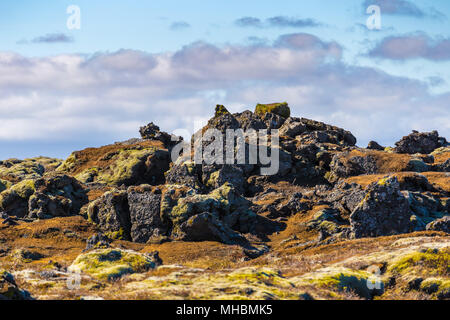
[[0, 0, 449, 159]]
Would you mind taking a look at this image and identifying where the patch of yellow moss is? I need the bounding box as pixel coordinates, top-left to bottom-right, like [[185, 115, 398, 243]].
[[255, 102, 290, 118], [68, 248, 157, 280], [388, 248, 449, 276]]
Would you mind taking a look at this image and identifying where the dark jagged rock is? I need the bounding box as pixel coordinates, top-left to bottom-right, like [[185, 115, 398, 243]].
[[367, 141, 384, 150], [140, 122, 182, 148], [28, 175, 88, 219], [350, 176, 411, 238], [180, 212, 246, 244], [394, 130, 447, 154], [165, 162, 202, 189], [85, 233, 111, 251], [0, 269, 31, 300], [127, 185, 168, 243], [87, 190, 131, 240], [202, 164, 246, 194], [321, 181, 366, 215], [328, 153, 378, 181], [426, 216, 450, 233]]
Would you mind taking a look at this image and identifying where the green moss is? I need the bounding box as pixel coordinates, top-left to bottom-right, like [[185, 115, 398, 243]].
[[214, 105, 230, 117], [255, 102, 290, 118], [105, 228, 126, 241], [75, 167, 99, 183], [69, 248, 157, 280], [303, 268, 383, 299], [388, 249, 449, 276], [97, 148, 157, 186]]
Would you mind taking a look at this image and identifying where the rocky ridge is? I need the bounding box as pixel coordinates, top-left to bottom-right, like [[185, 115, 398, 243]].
[[0, 102, 448, 300]]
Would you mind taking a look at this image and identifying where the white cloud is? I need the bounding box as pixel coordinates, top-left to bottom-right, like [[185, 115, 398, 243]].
[[0, 33, 448, 156]]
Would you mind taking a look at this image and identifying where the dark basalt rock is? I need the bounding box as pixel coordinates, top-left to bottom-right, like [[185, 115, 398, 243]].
[[394, 130, 447, 154], [139, 122, 182, 148], [127, 185, 167, 243], [87, 190, 131, 240], [28, 175, 88, 219], [350, 176, 411, 238], [426, 216, 450, 233], [367, 141, 384, 151]]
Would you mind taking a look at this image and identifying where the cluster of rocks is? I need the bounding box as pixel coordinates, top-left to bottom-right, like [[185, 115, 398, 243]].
[[0, 102, 448, 255]]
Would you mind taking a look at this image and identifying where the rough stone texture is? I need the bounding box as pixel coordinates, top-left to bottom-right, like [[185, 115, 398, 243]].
[[426, 216, 450, 233], [328, 153, 378, 181], [394, 130, 446, 154], [321, 181, 366, 215], [127, 185, 167, 243], [367, 141, 384, 150], [350, 176, 412, 238], [139, 122, 182, 148], [28, 175, 88, 219], [0, 270, 31, 300], [85, 233, 111, 251], [87, 190, 131, 240], [179, 212, 246, 244]]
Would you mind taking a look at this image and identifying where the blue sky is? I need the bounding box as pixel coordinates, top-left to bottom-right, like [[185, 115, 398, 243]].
[[0, 0, 449, 159]]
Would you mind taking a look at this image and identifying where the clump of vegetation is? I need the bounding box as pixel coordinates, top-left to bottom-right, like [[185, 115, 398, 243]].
[[388, 248, 449, 276], [69, 248, 158, 280], [255, 102, 290, 118], [214, 105, 230, 117]]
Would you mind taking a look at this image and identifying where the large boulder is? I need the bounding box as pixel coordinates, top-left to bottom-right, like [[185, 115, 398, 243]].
[[27, 175, 88, 219], [394, 130, 447, 154], [68, 248, 161, 280], [0, 179, 36, 218], [163, 183, 282, 242], [139, 122, 182, 148], [426, 216, 450, 233], [179, 212, 246, 244], [350, 176, 411, 238], [87, 190, 131, 240], [127, 185, 168, 243], [0, 269, 31, 300], [56, 140, 171, 187]]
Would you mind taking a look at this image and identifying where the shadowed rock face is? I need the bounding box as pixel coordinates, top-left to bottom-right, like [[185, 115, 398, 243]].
[[395, 130, 448, 154], [350, 176, 411, 238]]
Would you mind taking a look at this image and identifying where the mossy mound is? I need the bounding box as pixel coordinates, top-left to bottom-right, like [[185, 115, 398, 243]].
[[388, 248, 449, 277], [0, 179, 36, 217], [68, 248, 159, 280], [294, 267, 384, 299], [214, 104, 230, 117], [255, 102, 290, 118], [0, 157, 61, 184], [56, 141, 170, 186]]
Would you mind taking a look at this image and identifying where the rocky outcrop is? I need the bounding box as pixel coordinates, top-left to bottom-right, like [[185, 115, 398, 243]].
[[0, 269, 31, 300], [350, 176, 411, 238], [394, 130, 447, 154], [426, 216, 450, 233], [139, 122, 182, 148], [87, 190, 131, 240], [28, 175, 88, 219], [127, 185, 167, 243], [56, 141, 171, 187], [367, 141, 384, 150]]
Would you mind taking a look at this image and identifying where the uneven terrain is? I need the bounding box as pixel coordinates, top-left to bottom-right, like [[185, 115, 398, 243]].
[[1, 103, 449, 300]]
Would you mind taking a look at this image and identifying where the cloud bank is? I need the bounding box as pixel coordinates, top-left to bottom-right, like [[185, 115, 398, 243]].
[[235, 16, 322, 28], [369, 33, 450, 61], [0, 33, 449, 158]]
